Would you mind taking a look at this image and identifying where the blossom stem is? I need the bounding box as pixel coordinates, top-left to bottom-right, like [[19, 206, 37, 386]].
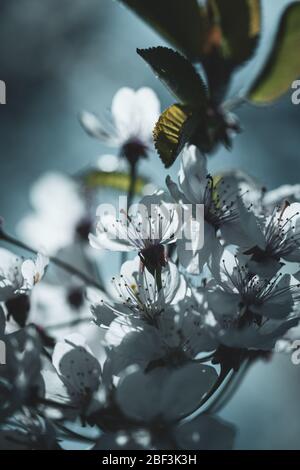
[[204, 358, 252, 414], [46, 317, 91, 330], [128, 160, 137, 208], [0, 229, 105, 292], [121, 161, 138, 266], [155, 268, 163, 292], [177, 366, 232, 423], [198, 366, 232, 410]]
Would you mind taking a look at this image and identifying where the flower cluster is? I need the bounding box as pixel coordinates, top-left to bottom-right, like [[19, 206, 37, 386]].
[[1, 84, 300, 451]]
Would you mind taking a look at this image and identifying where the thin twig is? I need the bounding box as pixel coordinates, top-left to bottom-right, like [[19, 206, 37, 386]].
[[46, 317, 91, 331], [121, 161, 137, 266], [205, 359, 252, 414], [177, 366, 232, 423], [0, 230, 105, 292], [127, 161, 137, 209]]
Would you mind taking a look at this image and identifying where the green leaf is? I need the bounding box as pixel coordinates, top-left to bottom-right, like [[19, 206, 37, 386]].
[[201, 0, 261, 100], [118, 0, 209, 60], [249, 2, 300, 104], [137, 47, 208, 107], [209, 0, 261, 65], [153, 103, 198, 168], [119, 0, 261, 102], [153, 102, 239, 167], [82, 170, 148, 194]]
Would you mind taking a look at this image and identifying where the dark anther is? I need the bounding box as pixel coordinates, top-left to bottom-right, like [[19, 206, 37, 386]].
[[139, 243, 166, 275], [67, 287, 85, 310], [76, 218, 92, 242], [6, 293, 31, 327], [122, 139, 148, 165]]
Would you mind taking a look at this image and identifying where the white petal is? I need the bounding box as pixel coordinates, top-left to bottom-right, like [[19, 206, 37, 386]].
[[91, 302, 117, 328], [18, 214, 74, 254], [108, 325, 164, 375], [161, 363, 218, 422], [166, 176, 189, 206], [29, 172, 85, 220], [177, 222, 219, 273], [52, 334, 101, 400], [252, 274, 294, 319], [112, 87, 160, 144], [105, 317, 134, 347], [120, 256, 140, 282], [281, 202, 300, 223], [111, 87, 137, 141], [35, 253, 49, 275], [178, 145, 207, 204], [21, 259, 36, 289], [221, 317, 299, 350], [161, 261, 186, 305], [134, 87, 160, 142], [222, 200, 266, 250], [207, 289, 240, 317], [89, 233, 133, 252], [79, 111, 113, 143], [116, 367, 165, 422]]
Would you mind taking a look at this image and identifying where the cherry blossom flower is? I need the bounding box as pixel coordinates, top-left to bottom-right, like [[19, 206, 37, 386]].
[[89, 193, 181, 273], [106, 305, 216, 377], [0, 248, 48, 328], [52, 333, 104, 415], [21, 253, 49, 290], [113, 364, 235, 449], [223, 200, 300, 276], [167, 145, 240, 273], [203, 249, 300, 350], [116, 363, 217, 424], [91, 256, 186, 339], [0, 248, 24, 302], [80, 87, 160, 164], [18, 172, 88, 254]]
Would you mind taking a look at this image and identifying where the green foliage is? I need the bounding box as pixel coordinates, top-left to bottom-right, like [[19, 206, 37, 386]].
[[249, 2, 300, 104], [137, 47, 208, 107], [82, 170, 148, 194], [209, 0, 261, 66], [118, 0, 208, 60], [138, 47, 238, 167], [153, 103, 197, 168], [123, 0, 300, 166]]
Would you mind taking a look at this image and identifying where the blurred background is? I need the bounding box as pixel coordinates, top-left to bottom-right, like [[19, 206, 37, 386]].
[[0, 0, 299, 449]]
